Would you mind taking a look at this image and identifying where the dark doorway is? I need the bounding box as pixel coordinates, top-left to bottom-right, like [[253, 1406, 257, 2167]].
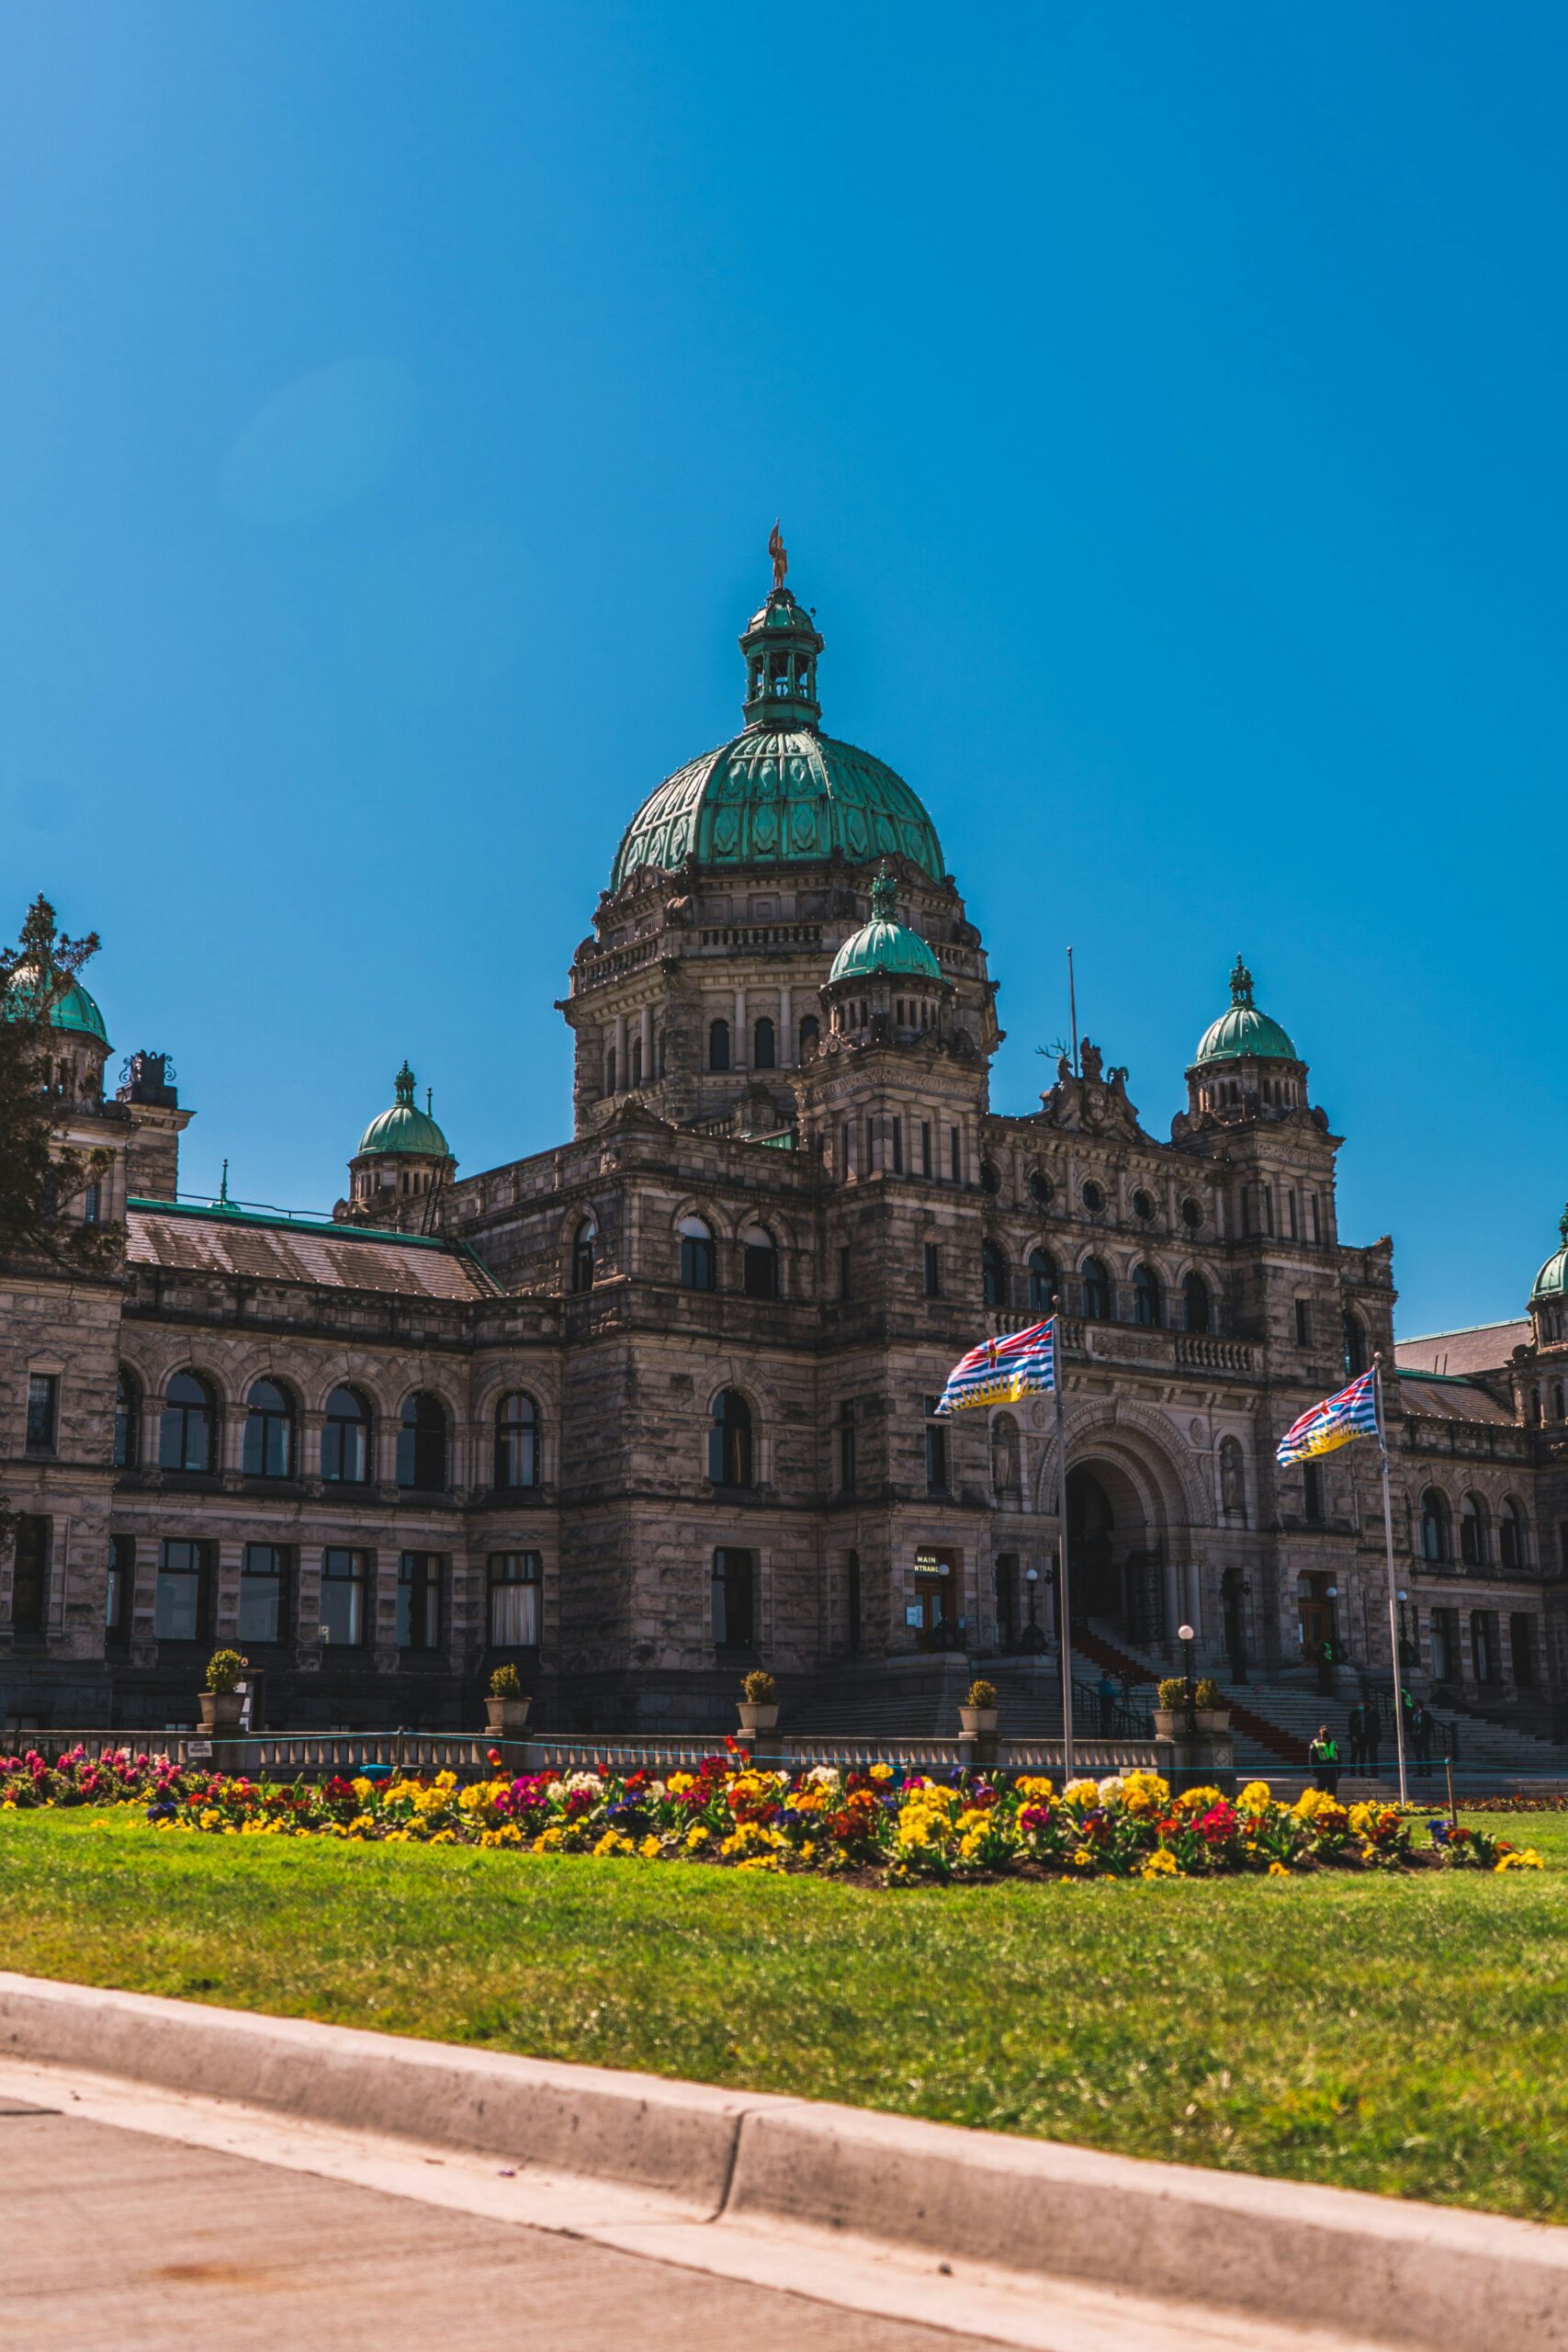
[[1066, 1468, 1119, 1617]]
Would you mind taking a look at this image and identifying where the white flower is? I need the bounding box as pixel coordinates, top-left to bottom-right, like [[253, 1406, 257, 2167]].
[[1098, 1774, 1125, 1804], [806, 1765, 841, 1788]]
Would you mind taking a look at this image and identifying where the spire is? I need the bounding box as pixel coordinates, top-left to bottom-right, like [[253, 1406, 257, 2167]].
[[394, 1060, 416, 1106], [739, 533, 824, 727], [1229, 954, 1255, 1008], [213, 1158, 232, 1212]]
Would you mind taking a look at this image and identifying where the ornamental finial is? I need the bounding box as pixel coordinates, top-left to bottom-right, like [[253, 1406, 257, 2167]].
[[768, 519, 787, 593], [1559, 1199, 1568, 1247], [1229, 954, 1254, 1007], [394, 1060, 416, 1105]]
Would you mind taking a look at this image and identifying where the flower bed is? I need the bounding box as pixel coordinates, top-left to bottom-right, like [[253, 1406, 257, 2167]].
[[1, 1747, 1546, 1881]]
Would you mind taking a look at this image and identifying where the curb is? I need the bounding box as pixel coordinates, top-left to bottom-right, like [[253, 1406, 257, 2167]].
[[1, 1971, 1564, 2351]]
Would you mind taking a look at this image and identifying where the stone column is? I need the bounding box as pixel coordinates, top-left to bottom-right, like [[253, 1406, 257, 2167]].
[[612, 1012, 626, 1092], [733, 987, 747, 1068], [779, 983, 793, 1064], [638, 1002, 652, 1087]]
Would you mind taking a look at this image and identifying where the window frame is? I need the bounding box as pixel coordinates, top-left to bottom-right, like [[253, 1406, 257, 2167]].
[[114, 1369, 141, 1471], [25, 1373, 59, 1456], [319, 1547, 369, 1648], [711, 1547, 756, 1648], [321, 1386, 371, 1485], [396, 1392, 448, 1492], [239, 1543, 289, 1645], [679, 1216, 717, 1292], [159, 1372, 218, 1476], [242, 1378, 295, 1480], [397, 1552, 445, 1652], [707, 1389, 754, 1488], [494, 1391, 541, 1491], [154, 1537, 211, 1644], [488, 1551, 542, 1649]]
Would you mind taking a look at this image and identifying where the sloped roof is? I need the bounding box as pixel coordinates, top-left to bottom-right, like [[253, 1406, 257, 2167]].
[[1394, 1320, 1530, 1377], [126, 1201, 492, 1301], [1395, 1370, 1517, 1426]]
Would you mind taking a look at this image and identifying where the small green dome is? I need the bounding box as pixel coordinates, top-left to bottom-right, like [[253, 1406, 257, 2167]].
[[829, 867, 944, 985], [7, 962, 109, 1046], [1531, 1204, 1568, 1302], [610, 560, 945, 888], [1192, 956, 1298, 1067], [357, 1061, 451, 1160]]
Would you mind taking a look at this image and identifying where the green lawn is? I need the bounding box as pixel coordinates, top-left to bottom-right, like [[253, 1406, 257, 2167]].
[[4, 1808, 1566, 2222]]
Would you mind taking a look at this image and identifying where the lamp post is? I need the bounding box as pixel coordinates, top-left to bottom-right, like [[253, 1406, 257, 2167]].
[[1179, 1621, 1196, 1732]]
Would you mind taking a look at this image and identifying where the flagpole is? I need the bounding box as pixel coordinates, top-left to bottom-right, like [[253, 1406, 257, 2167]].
[[1053, 1305, 1075, 1783], [1373, 1354, 1410, 1809]]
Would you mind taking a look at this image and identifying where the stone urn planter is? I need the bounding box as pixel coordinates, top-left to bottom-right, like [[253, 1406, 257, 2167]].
[[485, 1695, 532, 1736], [959, 1706, 998, 1736], [737, 1702, 779, 1734], [198, 1690, 243, 1734], [1195, 1709, 1232, 1734], [1153, 1709, 1186, 1738]]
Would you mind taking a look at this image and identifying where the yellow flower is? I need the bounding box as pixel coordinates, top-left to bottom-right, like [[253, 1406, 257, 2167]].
[[1268, 1860, 1290, 1877], [685, 1824, 711, 1849], [737, 1853, 783, 1872], [666, 1771, 695, 1795], [352, 1776, 374, 1803], [869, 1762, 894, 1783], [428, 1828, 457, 1846], [1141, 1849, 1179, 1878], [533, 1826, 565, 1853], [1063, 1779, 1100, 1808], [1497, 1849, 1545, 1871], [1071, 1846, 1094, 1869], [1175, 1784, 1224, 1814], [592, 1828, 636, 1858], [1237, 1781, 1272, 1815], [638, 1834, 663, 1860], [1015, 1775, 1055, 1801]]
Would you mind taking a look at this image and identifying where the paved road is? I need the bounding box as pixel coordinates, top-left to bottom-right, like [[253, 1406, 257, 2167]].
[[1, 2099, 1005, 2352]]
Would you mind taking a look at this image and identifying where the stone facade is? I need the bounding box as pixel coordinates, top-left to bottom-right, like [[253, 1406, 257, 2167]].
[[5, 560, 1567, 1738]]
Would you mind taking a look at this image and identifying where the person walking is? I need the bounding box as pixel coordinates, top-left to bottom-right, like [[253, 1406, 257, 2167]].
[[1097, 1670, 1117, 1736], [1308, 1724, 1341, 1796], [1411, 1701, 1432, 1776]]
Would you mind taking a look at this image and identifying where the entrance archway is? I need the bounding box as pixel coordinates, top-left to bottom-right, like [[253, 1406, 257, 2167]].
[[1065, 1457, 1169, 1647]]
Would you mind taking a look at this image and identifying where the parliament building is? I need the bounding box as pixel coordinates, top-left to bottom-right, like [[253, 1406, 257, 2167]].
[[6, 551, 1568, 1742]]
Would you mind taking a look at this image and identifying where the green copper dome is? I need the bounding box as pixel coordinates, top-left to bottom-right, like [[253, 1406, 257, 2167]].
[[1531, 1205, 1568, 1302], [1191, 956, 1298, 1067], [610, 558, 944, 889], [357, 1061, 452, 1160], [829, 867, 944, 985], [7, 962, 109, 1046]]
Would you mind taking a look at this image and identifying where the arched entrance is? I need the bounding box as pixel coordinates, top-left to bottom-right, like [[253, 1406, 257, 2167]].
[[1066, 1458, 1168, 1647]]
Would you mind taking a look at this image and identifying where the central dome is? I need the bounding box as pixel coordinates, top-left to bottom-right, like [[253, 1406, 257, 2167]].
[[357, 1062, 452, 1161], [610, 565, 945, 891]]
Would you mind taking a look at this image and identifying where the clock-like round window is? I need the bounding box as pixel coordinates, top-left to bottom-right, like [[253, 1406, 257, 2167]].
[[1181, 1197, 1203, 1232], [1132, 1187, 1156, 1223], [1028, 1169, 1052, 1208], [1081, 1180, 1105, 1215]]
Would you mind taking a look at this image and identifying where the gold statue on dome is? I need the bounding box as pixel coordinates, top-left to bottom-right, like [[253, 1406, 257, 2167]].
[[768, 519, 787, 592]]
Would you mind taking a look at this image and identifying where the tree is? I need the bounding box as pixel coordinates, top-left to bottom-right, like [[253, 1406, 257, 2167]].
[[0, 894, 118, 1275]]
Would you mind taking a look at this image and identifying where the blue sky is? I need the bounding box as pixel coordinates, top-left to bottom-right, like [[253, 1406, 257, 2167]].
[[2, 5, 1563, 1335]]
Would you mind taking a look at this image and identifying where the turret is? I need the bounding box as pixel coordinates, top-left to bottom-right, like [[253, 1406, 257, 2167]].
[[346, 1061, 456, 1208]]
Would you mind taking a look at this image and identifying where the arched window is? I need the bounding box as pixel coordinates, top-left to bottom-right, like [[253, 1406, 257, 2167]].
[[991, 1411, 1021, 1497], [679, 1215, 716, 1291], [494, 1393, 540, 1490], [981, 1240, 1009, 1310], [1027, 1248, 1056, 1316], [630, 1035, 643, 1087], [159, 1371, 217, 1475], [742, 1223, 779, 1300], [798, 1014, 819, 1057], [708, 1389, 753, 1487], [1182, 1271, 1212, 1333], [570, 1216, 596, 1294], [708, 1018, 730, 1072], [753, 1017, 776, 1069], [321, 1386, 370, 1484], [1344, 1310, 1369, 1377], [1132, 1263, 1162, 1328], [397, 1392, 448, 1491], [1500, 1497, 1527, 1573], [1081, 1257, 1111, 1321], [1420, 1487, 1450, 1563], [243, 1378, 294, 1478], [1460, 1492, 1489, 1569], [114, 1368, 141, 1471]]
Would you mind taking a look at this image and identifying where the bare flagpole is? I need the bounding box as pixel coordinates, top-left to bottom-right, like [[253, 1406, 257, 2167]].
[[1373, 1353, 1410, 1809], [1066, 947, 1079, 1079], [1053, 1302, 1075, 1782]]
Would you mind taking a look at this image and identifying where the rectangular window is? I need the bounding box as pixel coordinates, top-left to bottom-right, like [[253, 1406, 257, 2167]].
[[83, 1182, 102, 1225], [845, 1546, 862, 1653], [1430, 1607, 1457, 1683], [1303, 1463, 1323, 1523], [107, 1533, 133, 1645], [837, 1401, 857, 1495], [1510, 1612, 1536, 1687], [1309, 1193, 1322, 1243], [923, 1242, 942, 1299], [320, 1547, 368, 1648], [1286, 1189, 1299, 1239], [840, 1122, 852, 1179], [1294, 1298, 1313, 1347], [949, 1127, 961, 1184], [11, 1515, 48, 1638], [1262, 1184, 1275, 1236], [25, 1374, 58, 1455], [488, 1552, 541, 1647], [712, 1547, 755, 1647], [839, 1245, 852, 1301], [1239, 1187, 1251, 1238], [239, 1544, 288, 1645], [920, 1121, 932, 1179], [397, 1553, 444, 1651], [154, 1539, 209, 1642], [924, 1398, 949, 1496], [891, 1116, 903, 1175]]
